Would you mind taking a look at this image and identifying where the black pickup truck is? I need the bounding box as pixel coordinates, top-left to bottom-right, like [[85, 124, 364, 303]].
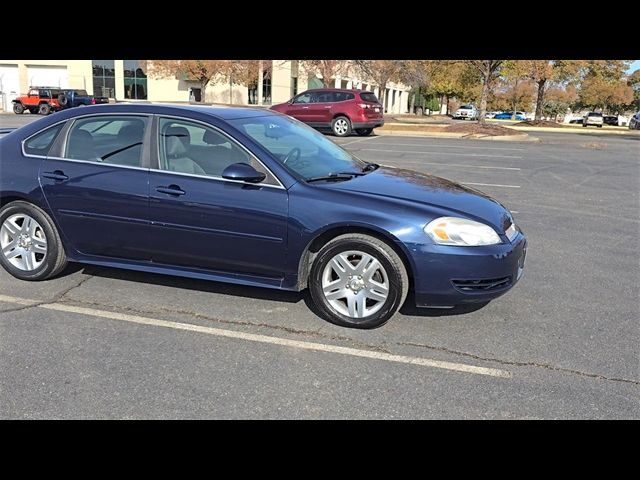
[[57, 89, 109, 109]]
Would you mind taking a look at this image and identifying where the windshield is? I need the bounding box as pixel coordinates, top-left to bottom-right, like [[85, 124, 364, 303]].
[[588, 112, 602, 117], [459, 105, 473, 110], [229, 114, 366, 180]]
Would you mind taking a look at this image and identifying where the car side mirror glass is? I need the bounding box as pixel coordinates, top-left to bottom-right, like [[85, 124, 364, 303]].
[[222, 163, 266, 184]]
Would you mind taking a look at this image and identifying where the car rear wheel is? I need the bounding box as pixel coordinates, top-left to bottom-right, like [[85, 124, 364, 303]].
[[13, 103, 24, 114], [355, 128, 373, 136], [0, 201, 67, 281], [308, 234, 409, 329], [38, 103, 51, 115], [331, 116, 352, 137]]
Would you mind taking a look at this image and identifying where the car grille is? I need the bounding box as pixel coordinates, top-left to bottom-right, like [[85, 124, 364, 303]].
[[452, 276, 512, 292]]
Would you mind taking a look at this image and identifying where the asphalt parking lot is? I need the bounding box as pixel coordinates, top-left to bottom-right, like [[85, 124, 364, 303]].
[[1, 113, 638, 419]]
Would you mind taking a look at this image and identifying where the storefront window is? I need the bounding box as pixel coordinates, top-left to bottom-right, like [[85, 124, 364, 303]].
[[124, 60, 147, 100], [92, 60, 115, 98]]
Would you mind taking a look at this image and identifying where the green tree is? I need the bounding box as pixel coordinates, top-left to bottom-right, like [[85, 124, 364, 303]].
[[522, 60, 582, 120]]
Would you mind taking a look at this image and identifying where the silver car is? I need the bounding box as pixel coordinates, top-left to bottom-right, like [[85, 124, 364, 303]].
[[583, 112, 603, 128]]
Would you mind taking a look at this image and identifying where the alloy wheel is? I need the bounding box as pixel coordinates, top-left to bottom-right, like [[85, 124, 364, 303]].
[[0, 214, 48, 271]]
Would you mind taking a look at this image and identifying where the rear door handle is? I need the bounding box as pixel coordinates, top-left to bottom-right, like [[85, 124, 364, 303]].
[[42, 170, 69, 181], [156, 185, 186, 196]]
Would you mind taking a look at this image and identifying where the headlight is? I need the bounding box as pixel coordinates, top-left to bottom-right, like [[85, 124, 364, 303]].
[[424, 216, 502, 246]]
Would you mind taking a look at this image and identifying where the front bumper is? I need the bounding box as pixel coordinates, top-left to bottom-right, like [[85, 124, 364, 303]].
[[408, 233, 527, 307]]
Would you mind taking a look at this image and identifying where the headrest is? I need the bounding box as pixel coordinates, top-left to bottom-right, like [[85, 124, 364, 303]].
[[118, 123, 144, 143], [166, 135, 187, 157], [203, 129, 223, 145]]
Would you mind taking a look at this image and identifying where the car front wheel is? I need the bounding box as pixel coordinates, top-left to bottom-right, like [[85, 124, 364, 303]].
[[13, 103, 24, 114], [308, 234, 409, 329], [331, 116, 352, 137], [0, 201, 67, 281]]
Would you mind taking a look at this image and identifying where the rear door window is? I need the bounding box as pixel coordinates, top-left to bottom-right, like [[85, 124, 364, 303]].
[[63, 115, 148, 167]]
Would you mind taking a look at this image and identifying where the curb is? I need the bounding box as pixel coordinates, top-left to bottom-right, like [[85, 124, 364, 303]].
[[375, 129, 537, 142]]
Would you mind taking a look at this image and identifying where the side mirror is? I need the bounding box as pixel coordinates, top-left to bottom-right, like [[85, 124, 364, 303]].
[[222, 163, 266, 184]]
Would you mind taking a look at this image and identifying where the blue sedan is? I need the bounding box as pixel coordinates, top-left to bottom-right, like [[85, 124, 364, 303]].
[[0, 104, 526, 328], [494, 112, 526, 121]]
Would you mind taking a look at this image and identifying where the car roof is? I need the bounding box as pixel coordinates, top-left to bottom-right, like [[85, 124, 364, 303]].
[[42, 102, 281, 120], [305, 88, 373, 94]]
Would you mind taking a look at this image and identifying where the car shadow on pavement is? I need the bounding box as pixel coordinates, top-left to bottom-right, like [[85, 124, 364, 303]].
[[78, 264, 305, 304]]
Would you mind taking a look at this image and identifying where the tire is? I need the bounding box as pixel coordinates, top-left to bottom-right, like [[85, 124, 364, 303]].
[[38, 103, 51, 115], [331, 116, 352, 137], [355, 128, 373, 136], [13, 103, 24, 114], [0, 201, 67, 281], [57, 94, 68, 108], [308, 234, 409, 329], [28, 108, 38, 114]]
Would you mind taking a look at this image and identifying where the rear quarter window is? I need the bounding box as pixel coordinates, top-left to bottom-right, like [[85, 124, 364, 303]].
[[23, 123, 64, 156], [359, 93, 379, 103]]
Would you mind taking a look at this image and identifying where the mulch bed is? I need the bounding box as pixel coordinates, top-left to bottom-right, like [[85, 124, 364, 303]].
[[444, 123, 517, 136]]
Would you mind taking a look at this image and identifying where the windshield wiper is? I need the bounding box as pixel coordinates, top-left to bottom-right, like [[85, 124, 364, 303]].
[[306, 172, 362, 183], [362, 162, 379, 172]]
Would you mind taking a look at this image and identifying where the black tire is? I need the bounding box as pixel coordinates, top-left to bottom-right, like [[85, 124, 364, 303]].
[[355, 128, 373, 136], [308, 234, 409, 329], [13, 103, 24, 114], [331, 116, 352, 137], [28, 107, 38, 114], [38, 103, 51, 115], [57, 94, 68, 107], [0, 201, 67, 281]]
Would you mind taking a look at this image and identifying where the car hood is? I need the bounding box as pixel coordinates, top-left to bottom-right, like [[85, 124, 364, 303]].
[[324, 166, 512, 231]]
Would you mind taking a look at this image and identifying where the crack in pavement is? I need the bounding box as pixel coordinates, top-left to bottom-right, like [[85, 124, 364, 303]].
[[398, 341, 640, 386], [0, 275, 94, 314], [46, 297, 393, 354]]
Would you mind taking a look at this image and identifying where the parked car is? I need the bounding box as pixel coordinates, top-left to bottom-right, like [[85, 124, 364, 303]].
[[0, 104, 526, 328], [58, 89, 96, 109], [485, 111, 498, 119], [12, 87, 63, 115], [270, 89, 384, 137], [494, 111, 526, 121], [602, 115, 619, 126], [629, 112, 640, 129], [583, 112, 603, 128], [452, 105, 478, 120]]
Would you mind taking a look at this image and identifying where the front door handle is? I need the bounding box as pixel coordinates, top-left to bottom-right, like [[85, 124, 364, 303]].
[[156, 185, 186, 196], [42, 170, 69, 181]]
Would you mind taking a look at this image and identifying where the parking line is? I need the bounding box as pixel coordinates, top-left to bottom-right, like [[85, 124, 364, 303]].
[[358, 148, 522, 159], [398, 161, 520, 171], [339, 136, 380, 146], [0, 294, 511, 379], [364, 141, 525, 151], [463, 182, 521, 188]]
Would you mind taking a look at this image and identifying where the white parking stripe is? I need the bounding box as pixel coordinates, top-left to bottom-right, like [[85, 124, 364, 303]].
[[358, 148, 522, 159], [0, 294, 511, 379], [463, 182, 521, 188], [399, 161, 520, 171], [339, 136, 380, 146], [363, 141, 525, 151]]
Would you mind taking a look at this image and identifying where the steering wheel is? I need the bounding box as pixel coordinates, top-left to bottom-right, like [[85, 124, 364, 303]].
[[282, 147, 301, 165]]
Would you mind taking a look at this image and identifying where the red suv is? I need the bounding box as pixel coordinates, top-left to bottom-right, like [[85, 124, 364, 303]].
[[270, 89, 384, 137]]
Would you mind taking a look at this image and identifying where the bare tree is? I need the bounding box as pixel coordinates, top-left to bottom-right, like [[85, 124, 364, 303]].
[[466, 60, 503, 123], [299, 60, 350, 88], [148, 60, 233, 103], [354, 60, 402, 108]]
